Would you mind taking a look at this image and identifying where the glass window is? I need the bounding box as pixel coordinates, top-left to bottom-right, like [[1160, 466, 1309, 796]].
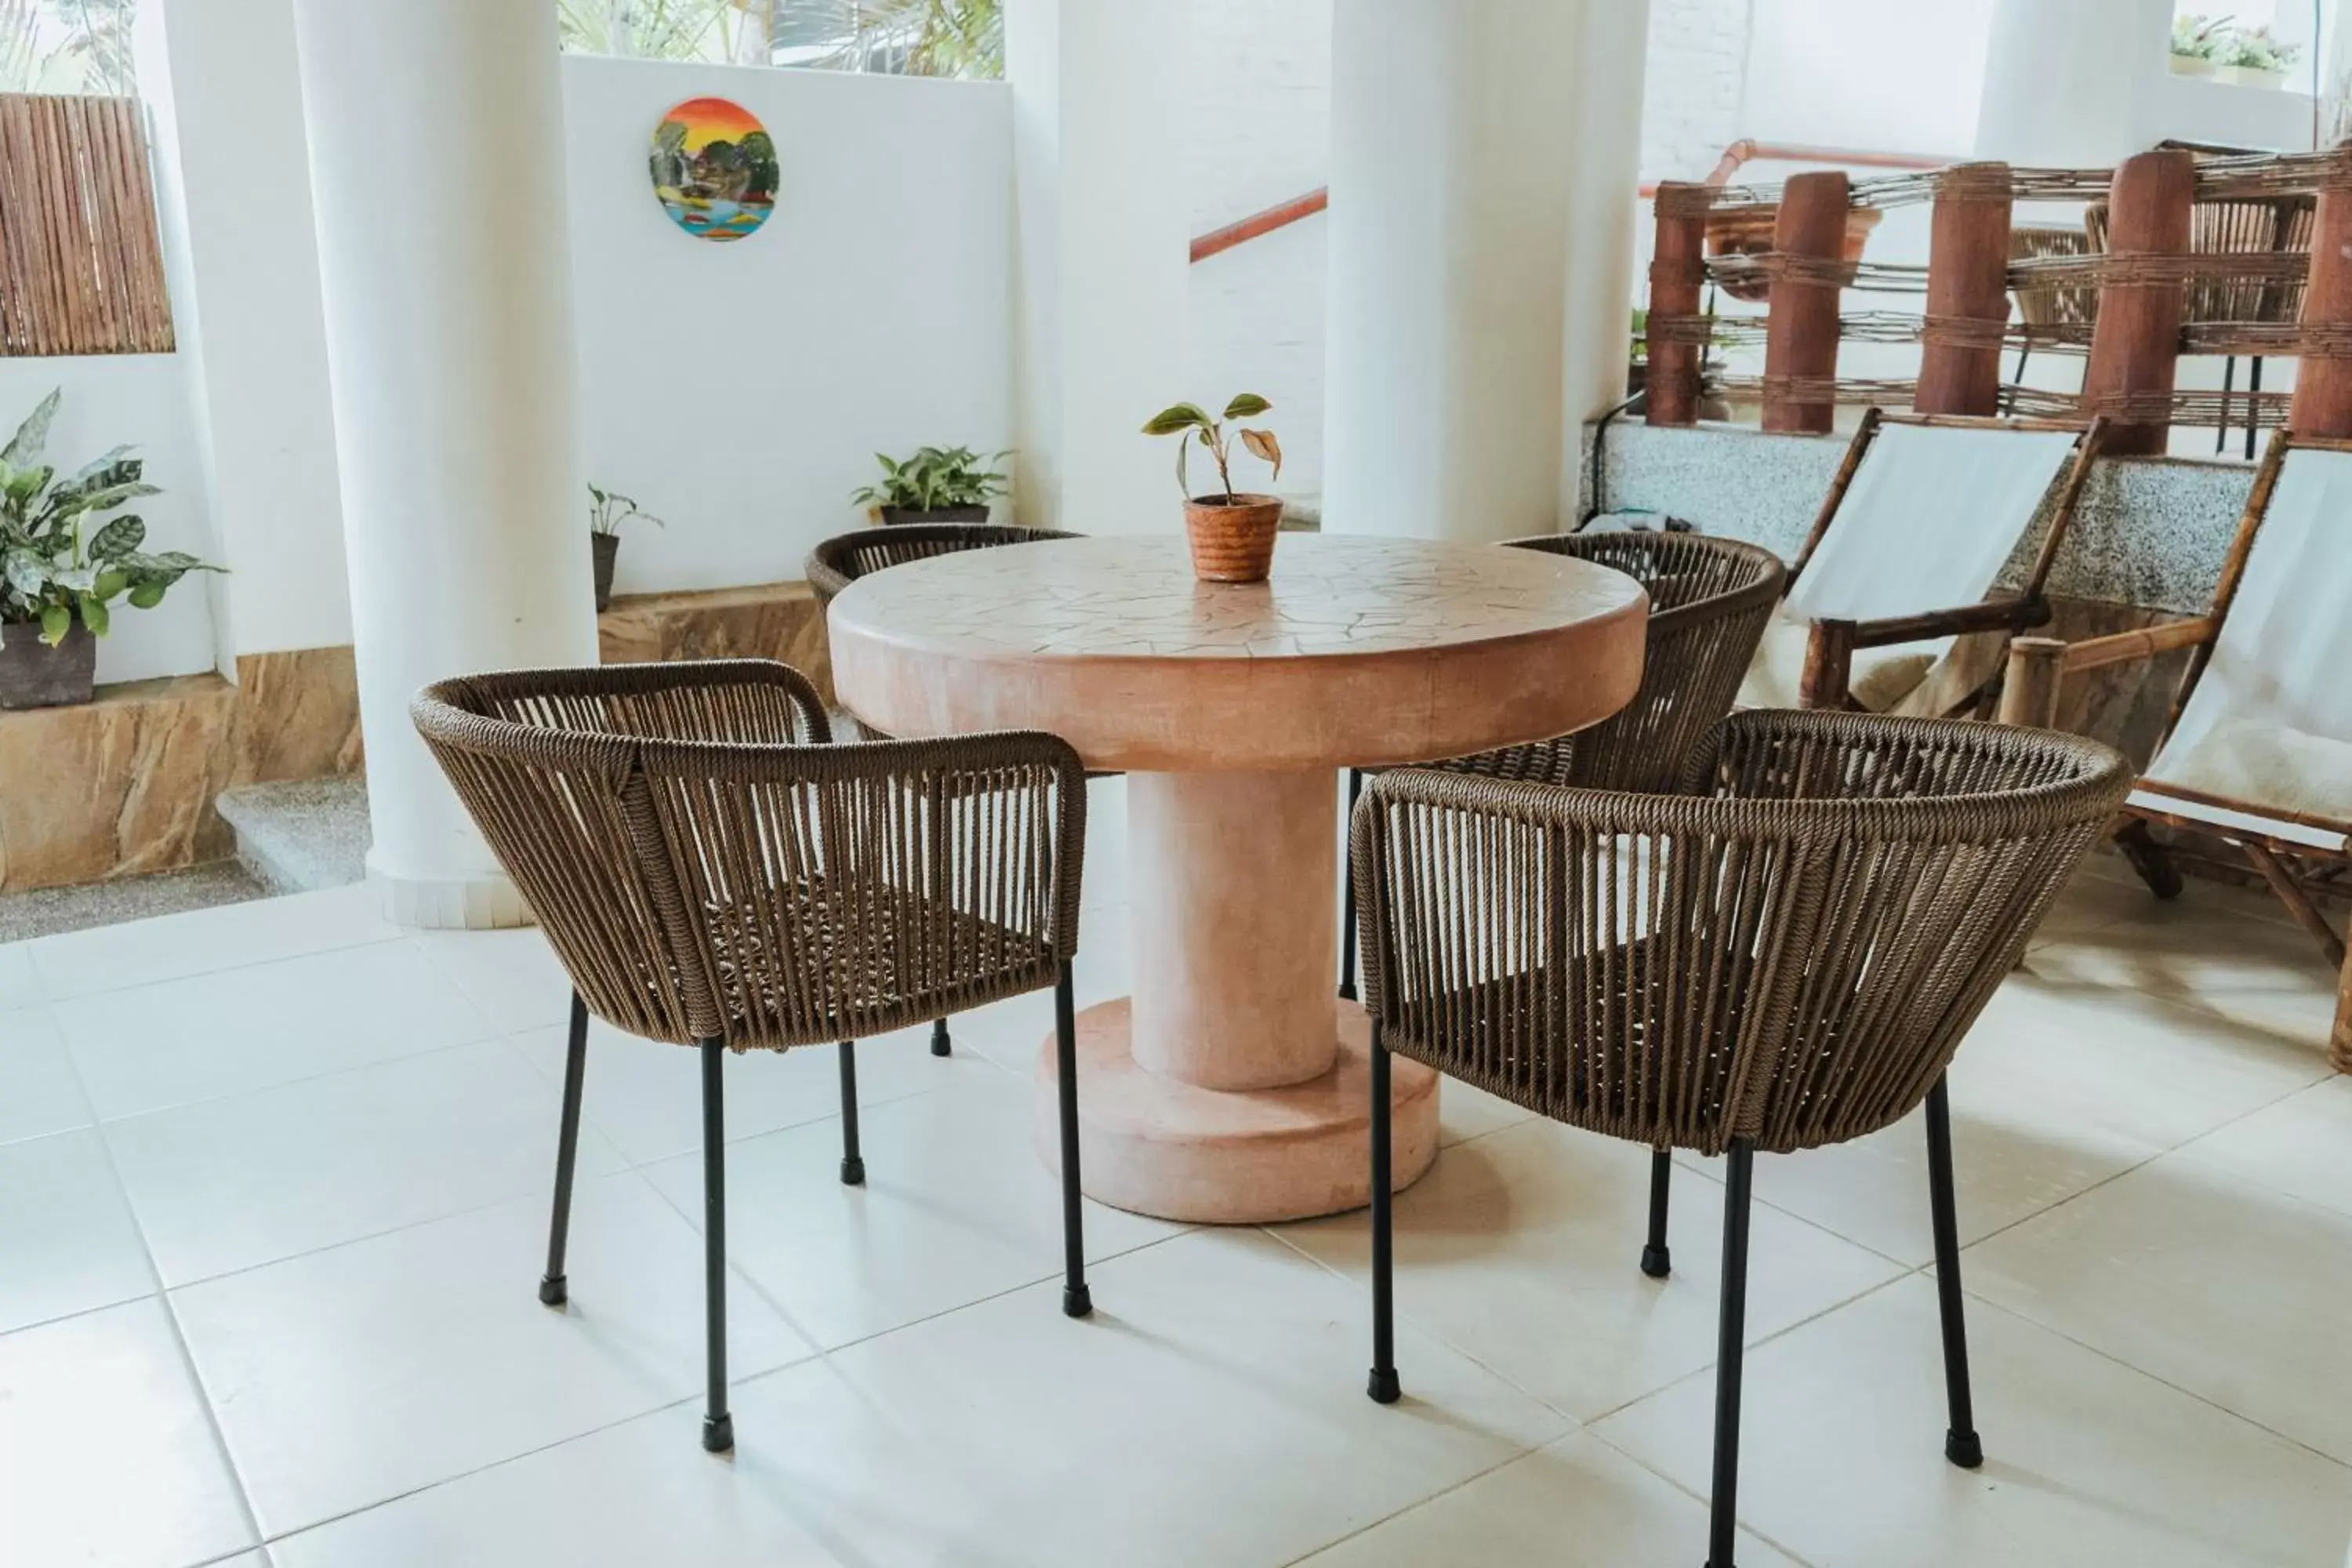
[[1, 0, 137, 96], [557, 0, 1002, 79]]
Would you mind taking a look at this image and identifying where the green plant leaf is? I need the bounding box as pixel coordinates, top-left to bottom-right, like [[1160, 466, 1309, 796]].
[[88, 514, 145, 561], [2, 390, 61, 470], [1142, 404, 1211, 437], [3, 547, 49, 599], [1222, 393, 1272, 419], [93, 568, 129, 602], [3, 463, 49, 505], [38, 602, 69, 645], [77, 592, 108, 637], [128, 580, 165, 609]]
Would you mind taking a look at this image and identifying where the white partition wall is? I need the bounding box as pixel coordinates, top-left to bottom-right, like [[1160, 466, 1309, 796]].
[[291, 0, 599, 928]]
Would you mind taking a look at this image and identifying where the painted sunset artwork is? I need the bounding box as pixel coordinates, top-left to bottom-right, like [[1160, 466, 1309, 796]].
[[649, 96, 779, 241]]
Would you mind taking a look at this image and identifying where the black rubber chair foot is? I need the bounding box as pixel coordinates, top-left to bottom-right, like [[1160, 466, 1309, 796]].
[[1367, 1367, 1400, 1405], [1639, 1243, 1671, 1279], [1062, 1283, 1093, 1318], [1945, 1428, 1984, 1469], [931, 1021, 952, 1057], [840, 1156, 866, 1187], [702, 1413, 735, 1454], [537, 1274, 567, 1307]]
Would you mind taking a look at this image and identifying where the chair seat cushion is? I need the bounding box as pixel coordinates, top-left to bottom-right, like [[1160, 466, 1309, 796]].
[[2139, 718, 2352, 854], [1739, 613, 1937, 712]]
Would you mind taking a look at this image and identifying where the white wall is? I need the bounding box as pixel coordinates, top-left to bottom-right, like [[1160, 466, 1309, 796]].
[[1740, 0, 1998, 156], [565, 56, 1013, 590], [1644, 0, 1755, 182], [0, 356, 220, 685]]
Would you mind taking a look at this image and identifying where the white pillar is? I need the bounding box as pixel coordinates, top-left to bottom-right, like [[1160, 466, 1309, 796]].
[[1006, 0, 1191, 534], [1973, 0, 2169, 166], [292, 0, 597, 928], [1323, 0, 1648, 543]]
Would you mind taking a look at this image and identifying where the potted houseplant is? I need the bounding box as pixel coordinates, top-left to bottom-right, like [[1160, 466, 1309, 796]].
[[0, 389, 219, 710], [2216, 24, 2299, 88], [851, 445, 1010, 525], [588, 484, 662, 612], [1142, 394, 1284, 583], [2170, 13, 2226, 76]]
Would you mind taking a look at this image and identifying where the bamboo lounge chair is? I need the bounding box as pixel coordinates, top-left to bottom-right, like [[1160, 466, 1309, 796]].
[[1740, 408, 2109, 714], [1999, 430, 2352, 1070]]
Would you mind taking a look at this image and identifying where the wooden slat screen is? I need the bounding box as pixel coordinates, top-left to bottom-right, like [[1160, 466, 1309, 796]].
[[0, 93, 175, 357]]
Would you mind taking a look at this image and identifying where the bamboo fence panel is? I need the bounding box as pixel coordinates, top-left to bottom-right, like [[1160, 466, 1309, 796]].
[[0, 93, 175, 357]]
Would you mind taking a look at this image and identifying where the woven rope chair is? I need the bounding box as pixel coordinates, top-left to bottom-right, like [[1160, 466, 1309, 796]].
[[1338, 532, 1786, 1001], [412, 659, 1094, 1454], [808, 519, 1088, 1057], [2006, 223, 2100, 391], [1352, 710, 2131, 1568], [805, 521, 1078, 606]]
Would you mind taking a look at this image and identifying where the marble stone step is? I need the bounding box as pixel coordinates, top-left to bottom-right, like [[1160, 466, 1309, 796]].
[[215, 776, 371, 895]]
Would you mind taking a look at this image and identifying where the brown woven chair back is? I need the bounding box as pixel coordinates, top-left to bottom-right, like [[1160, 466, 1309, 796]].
[[1355, 709, 2129, 1156], [412, 659, 1086, 1052], [806, 522, 1079, 605], [2083, 195, 2314, 326], [1457, 532, 1784, 791]]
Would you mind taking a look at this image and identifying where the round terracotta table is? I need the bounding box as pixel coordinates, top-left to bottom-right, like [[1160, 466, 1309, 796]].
[[827, 534, 1647, 1223]]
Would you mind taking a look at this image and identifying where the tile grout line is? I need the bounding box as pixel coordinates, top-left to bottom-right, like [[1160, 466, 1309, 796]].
[[53, 1034, 272, 1557]]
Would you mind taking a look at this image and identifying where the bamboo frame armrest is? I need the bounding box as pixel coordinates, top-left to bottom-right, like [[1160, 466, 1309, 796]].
[[1847, 595, 2052, 648], [2058, 616, 2217, 673]]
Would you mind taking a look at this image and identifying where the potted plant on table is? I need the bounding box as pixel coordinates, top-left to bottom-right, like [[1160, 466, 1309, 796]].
[[2216, 25, 2300, 88], [851, 445, 1011, 525], [1142, 394, 1284, 583], [588, 484, 663, 612], [0, 390, 219, 710]]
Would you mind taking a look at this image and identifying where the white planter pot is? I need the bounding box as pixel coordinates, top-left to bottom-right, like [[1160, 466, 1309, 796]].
[[2169, 53, 2216, 77], [2215, 64, 2287, 89]]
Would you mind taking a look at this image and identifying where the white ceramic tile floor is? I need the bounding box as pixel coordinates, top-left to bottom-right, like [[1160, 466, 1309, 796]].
[[3, 826, 2350, 1566]]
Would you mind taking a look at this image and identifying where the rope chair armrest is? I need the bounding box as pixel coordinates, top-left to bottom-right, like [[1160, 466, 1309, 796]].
[[416, 659, 832, 750]]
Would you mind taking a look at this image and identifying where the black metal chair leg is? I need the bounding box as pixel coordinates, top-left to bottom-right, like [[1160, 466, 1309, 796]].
[[1339, 768, 1363, 1001], [1054, 960, 1092, 1318], [1367, 1022, 1400, 1403], [1706, 1140, 1755, 1568], [2246, 357, 2263, 462], [539, 990, 590, 1306], [1925, 1076, 1984, 1469], [1642, 1148, 1673, 1278], [2216, 354, 2236, 454], [931, 1018, 952, 1057], [699, 1037, 733, 1453], [837, 1040, 866, 1186]]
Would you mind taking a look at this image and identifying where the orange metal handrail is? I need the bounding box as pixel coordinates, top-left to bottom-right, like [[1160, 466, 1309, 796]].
[[1185, 142, 1958, 264]]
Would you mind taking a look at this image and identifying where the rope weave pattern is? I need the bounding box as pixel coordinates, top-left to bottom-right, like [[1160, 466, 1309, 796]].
[[1354, 711, 2131, 1155], [413, 659, 1087, 1052], [805, 522, 1078, 607]]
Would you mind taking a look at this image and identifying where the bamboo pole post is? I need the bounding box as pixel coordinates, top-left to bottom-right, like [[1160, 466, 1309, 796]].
[[1996, 637, 2066, 728], [2292, 151, 2352, 440], [1798, 619, 1856, 709], [1762, 171, 1849, 434], [1915, 162, 2013, 417], [2080, 148, 2196, 457], [1646, 183, 1709, 426]]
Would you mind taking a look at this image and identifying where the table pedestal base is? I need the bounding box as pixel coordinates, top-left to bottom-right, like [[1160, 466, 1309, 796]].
[[1034, 997, 1440, 1224]]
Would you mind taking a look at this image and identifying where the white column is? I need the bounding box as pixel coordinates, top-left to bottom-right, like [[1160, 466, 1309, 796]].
[[1005, 0, 1191, 535], [1973, 0, 2169, 166], [292, 0, 598, 928], [1323, 0, 1648, 543]]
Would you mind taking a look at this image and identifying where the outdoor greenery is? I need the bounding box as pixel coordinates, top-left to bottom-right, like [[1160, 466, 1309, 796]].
[[588, 483, 664, 538], [1142, 395, 1283, 504], [0, 0, 136, 96], [559, 0, 1002, 78], [851, 445, 1009, 514], [0, 390, 218, 647], [2171, 13, 2303, 71]]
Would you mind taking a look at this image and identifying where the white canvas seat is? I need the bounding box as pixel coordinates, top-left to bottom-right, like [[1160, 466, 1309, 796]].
[[1744, 412, 2094, 714], [1998, 432, 2352, 1070]]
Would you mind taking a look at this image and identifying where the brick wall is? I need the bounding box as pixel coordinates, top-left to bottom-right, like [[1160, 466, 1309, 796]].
[[1642, 0, 1755, 183]]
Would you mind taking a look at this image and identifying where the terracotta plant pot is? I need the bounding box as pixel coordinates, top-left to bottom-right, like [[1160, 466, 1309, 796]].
[[880, 503, 990, 526], [1184, 493, 1285, 583], [1705, 207, 1882, 304], [0, 620, 96, 710], [592, 531, 620, 612]]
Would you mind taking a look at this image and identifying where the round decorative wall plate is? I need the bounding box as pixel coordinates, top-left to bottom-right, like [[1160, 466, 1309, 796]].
[[648, 97, 777, 241]]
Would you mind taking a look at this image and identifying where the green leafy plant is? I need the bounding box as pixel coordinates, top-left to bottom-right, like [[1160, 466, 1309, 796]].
[[588, 483, 665, 538], [2171, 13, 2230, 60], [0, 389, 218, 647], [2220, 23, 2300, 71], [1141, 394, 1283, 503], [850, 445, 1010, 515]]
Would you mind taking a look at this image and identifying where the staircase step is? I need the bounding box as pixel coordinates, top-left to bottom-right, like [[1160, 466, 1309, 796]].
[[215, 776, 371, 895]]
